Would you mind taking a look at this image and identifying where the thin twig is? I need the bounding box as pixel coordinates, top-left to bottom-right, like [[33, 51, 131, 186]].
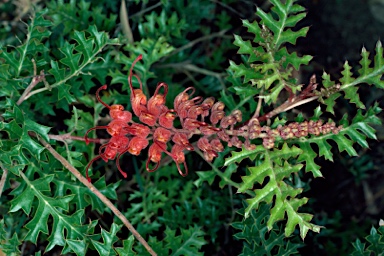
[[158, 62, 226, 88], [34, 134, 157, 256], [120, 0, 134, 44], [130, 1, 162, 19], [252, 96, 263, 119], [258, 75, 319, 122], [166, 29, 228, 58], [0, 162, 8, 198], [17, 59, 47, 105], [48, 134, 107, 144], [210, 0, 245, 18]]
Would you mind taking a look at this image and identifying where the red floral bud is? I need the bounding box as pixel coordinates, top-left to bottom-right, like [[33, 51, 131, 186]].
[[147, 94, 166, 117], [125, 123, 150, 138], [217, 130, 230, 142], [199, 125, 221, 136], [248, 118, 261, 139], [187, 105, 204, 119], [203, 151, 217, 162], [128, 137, 149, 155], [139, 111, 157, 126], [197, 137, 212, 152], [231, 110, 242, 122], [263, 137, 275, 149], [174, 87, 195, 110], [210, 138, 224, 152], [148, 142, 166, 163], [173, 133, 194, 151], [200, 97, 215, 118], [107, 120, 129, 136], [230, 136, 242, 148], [171, 144, 186, 164], [159, 110, 176, 129], [212, 101, 225, 112], [111, 110, 132, 124], [108, 135, 130, 151], [153, 127, 172, 143], [183, 118, 207, 130], [244, 139, 256, 150], [131, 89, 148, 117], [220, 116, 236, 128], [99, 144, 117, 162], [210, 110, 225, 124]]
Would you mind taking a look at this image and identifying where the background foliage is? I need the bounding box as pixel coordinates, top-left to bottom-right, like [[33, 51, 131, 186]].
[[0, 0, 383, 255]]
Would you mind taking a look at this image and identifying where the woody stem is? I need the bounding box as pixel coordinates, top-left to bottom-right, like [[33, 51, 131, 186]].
[[33, 133, 157, 256]]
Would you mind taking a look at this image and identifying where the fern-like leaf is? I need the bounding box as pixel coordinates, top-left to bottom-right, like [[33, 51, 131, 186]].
[[138, 10, 187, 39], [1, 100, 50, 167], [0, 219, 21, 255], [229, 0, 312, 104], [232, 203, 303, 256], [351, 226, 384, 255], [9, 173, 89, 254], [47, 0, 117, 35], [91, 223, 120, 255], [230, 143, 321, 239], [322, 41, 384, 113], [134, 226, 206, 256], [115, 236, 135, 256], [298, 104, 381, 177]]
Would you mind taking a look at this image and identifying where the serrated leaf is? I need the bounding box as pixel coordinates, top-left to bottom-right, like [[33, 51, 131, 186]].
[[298, 104, 381, 178], [238, 143, 319, 238], [233, 203, 303, 256], [115, 236, 136, 256], [230, 0, 311, 104], [9, 172, 89, 253], [54, 174, 119, 213], [164, 226, 206, 256], [91, 223, 120, 255], [0, 220, 22, 255], [224, 146, 264, 166]]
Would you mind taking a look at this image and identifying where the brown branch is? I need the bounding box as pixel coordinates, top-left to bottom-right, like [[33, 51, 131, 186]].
[[48, 134, 107, 144], [0, 162, 8, 199], [17, 59, 48, 106], [258, 75, 319, 122], [34, 133, 157, 256]]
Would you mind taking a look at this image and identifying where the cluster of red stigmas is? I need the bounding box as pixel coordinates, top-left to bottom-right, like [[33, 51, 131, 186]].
[[84, 55, 343, 182]]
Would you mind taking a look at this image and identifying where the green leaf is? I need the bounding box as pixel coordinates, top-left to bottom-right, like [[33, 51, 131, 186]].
[[91, 223, 121, 255], [351, 226, 384, 255], [138, 10, 187, 39], [9, 173, 89, 254], [164, 226, 207, 256], [54, 173, 119, 213], [1, 101, 50, 162], [224, 146, 264, 166], [47, 0, 117, 35], [298, 105, 381, 177], [0, 220, 22, 255], [230, 0, 311, 104], [329, 41, 384, 113], [237, 143, 320, 239], [115, 236, 136, 256], [233, 203, 303, 256], [0, 9, 51, 78]]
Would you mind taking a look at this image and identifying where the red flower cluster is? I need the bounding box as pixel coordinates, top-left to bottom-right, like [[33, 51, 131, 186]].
[[84, 55, 343, 182], [84, 55, 227, 181]]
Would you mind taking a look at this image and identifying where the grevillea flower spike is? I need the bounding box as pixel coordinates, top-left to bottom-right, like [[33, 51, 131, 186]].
[[85, 55, 342, 182]]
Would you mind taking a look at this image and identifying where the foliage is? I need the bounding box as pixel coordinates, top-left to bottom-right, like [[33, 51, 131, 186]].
[[351, 226, 384, 255], [232, 203, 303, 256], [0, 0, 383, 255]]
